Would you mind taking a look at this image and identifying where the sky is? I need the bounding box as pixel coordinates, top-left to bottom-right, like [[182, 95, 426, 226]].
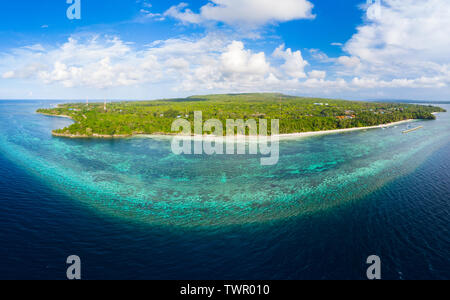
[[0, 0, 449, 101]]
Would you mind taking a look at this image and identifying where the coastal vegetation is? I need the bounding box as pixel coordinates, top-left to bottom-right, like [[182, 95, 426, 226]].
[[37, 93, 446, 137]]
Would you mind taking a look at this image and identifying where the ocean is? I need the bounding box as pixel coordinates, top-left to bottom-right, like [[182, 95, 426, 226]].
[[0, 100, 448, 279]]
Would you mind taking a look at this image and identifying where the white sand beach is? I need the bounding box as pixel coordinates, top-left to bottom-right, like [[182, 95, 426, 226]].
[[275, 119, 415, 140], [142, 119, 416, 142]]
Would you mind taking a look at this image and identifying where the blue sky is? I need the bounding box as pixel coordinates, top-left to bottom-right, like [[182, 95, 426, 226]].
[[0, 0, 449, 100]]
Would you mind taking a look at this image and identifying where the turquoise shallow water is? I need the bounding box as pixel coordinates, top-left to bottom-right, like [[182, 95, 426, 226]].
[[0, 102, 449, 227], [0, 101, 449, 279]]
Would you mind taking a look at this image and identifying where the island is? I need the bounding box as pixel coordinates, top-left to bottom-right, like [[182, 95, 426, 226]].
[[37, 93, 446, 138]]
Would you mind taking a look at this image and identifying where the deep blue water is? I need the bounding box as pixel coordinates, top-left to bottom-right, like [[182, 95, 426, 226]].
[[0, 101, 448, 279]]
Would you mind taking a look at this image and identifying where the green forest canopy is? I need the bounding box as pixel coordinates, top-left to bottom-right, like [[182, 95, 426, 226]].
[[37, 93, 446, 137]]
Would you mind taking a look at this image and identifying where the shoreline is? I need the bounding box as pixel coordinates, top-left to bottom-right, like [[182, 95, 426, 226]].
[[51, 132, 132, 139], [37, 112, 132, 139], [276, 119, 415, 140], [37, 112, 74, 120], [142, 119, 415, 142], [42, 112, 416, 140]]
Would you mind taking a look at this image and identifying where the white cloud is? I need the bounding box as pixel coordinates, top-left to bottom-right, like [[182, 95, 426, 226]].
[[1, 32, 446, 98], [3, 0, 450, 102], [273, 44, 308, 79], [220, 41, 270, 76], [23, 44, 46, 52], [164, 3, 202, 24], [351, 76, 447, 89], [1, 62, 48, 80], [164, 0, 315, 27], [165, 57, 190, 70], [1, 36, 275, 91], [341, 0, 450, 84], [1, 37, 162, 89], [1, 29, 447, 99], [337, 56, 361, 69], [308, 49, 334, 63], [135, 1, 165, 22], [308, 70, 326, 80], [2, 71, 14, 79]]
